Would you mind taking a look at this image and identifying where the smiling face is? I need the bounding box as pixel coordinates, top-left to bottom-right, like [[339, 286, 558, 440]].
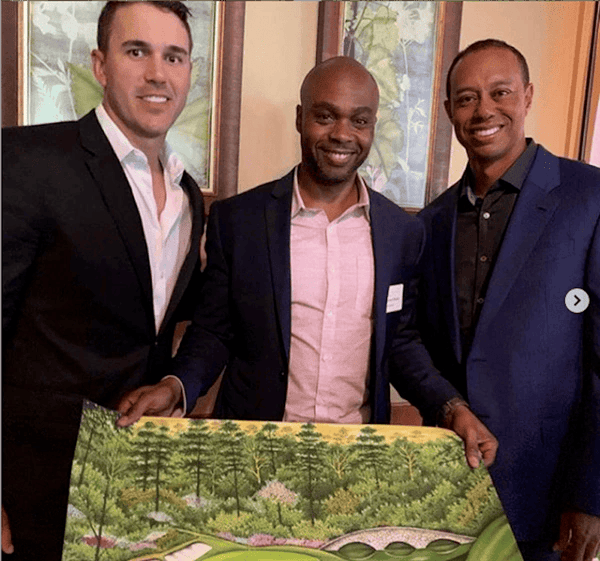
[[445, 47, 533, 172], [296, 60, 378, 189], [91, 2, 191, 149]]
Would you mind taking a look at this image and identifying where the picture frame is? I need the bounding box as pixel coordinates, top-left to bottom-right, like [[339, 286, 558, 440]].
[[1, 1, 245, 207], [579, 1, 600, 166], [317, 2, 462, 211]]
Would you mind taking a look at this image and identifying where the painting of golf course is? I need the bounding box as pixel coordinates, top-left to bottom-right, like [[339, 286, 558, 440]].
[[61, 401, 523, 561]]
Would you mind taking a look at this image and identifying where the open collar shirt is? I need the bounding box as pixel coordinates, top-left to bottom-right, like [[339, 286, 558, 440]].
[[96, 105, 192, 334], [455, 139, 538, 360], [283, 168, 375, 424]]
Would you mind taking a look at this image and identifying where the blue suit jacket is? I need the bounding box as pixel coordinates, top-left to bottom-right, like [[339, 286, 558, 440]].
[[172, 169, 426, 423], [392, 145, 600, 542]]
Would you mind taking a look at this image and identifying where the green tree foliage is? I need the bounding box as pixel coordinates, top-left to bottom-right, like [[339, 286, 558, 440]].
[[296, 424, 328, 525], [70, 423, 130, 561], [144, 425, 174, 513], [255, 422, 286, 479], [75, 403, 119, 487], [215, 420, 249, 516], [177, 420, 212, 498], [353, 426, 388, 488], [129, 422, 156, 492], [326, 428, 357, 487], [324, 488, 361, 516]]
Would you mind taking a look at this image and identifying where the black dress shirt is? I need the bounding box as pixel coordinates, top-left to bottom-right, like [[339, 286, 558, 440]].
[[455, 140, 538, 358]]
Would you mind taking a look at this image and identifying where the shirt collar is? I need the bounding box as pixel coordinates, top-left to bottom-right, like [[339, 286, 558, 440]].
[[95, 105, 184, 185], [291, 165, 371, 222], [460, 138, 538, 206]]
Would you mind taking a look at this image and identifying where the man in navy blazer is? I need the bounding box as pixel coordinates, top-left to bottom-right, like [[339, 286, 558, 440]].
[[2, 3, 204, 559], [117, 57, 493, 443], [390, 40, 600, 561]]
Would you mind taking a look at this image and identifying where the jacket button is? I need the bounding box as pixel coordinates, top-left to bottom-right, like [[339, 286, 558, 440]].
[[280, 371, 286, 378]]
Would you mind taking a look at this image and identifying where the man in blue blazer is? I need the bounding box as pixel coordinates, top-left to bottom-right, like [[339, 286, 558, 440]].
[[117, 57, 492, 439], [390, 40, 600, 561]]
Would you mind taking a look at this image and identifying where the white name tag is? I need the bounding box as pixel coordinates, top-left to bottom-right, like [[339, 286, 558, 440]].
[[386, 283, 404, 313]]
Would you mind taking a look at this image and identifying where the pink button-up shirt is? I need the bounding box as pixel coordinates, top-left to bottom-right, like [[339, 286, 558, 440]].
[[283, 169, 375, 424]]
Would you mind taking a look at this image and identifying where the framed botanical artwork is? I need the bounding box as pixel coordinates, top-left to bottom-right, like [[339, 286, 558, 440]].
[[1, 1, 245, 205], [317, 2, 462, 211]]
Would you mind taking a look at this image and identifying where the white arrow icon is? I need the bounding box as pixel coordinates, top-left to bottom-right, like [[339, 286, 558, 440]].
[[565, 288, 589, 313]]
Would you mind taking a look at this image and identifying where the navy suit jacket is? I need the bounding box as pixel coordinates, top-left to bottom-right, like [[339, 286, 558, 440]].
[[172, 169, 426, 423], [391, 145, 600, 542], [2, 111, 204, 558]]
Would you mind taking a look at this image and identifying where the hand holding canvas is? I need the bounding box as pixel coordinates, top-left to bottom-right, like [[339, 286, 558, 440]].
[[2, 505, 14, 554], [117, 377, 183, 427], [554, 511, 600, 561], [442, 404, 498, 469]]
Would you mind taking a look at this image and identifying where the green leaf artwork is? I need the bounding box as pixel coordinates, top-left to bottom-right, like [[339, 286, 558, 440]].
[[25, 1, 216, 189], [61, 401, 524, 561], [344, 2, 438, 208]]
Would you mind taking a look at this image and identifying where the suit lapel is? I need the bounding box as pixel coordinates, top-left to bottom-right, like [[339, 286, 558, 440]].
[[159, 172, 205, 335], [369, 192, 392, 367], [79, 111, 155, 330], [264, 171, 294, 362], [433, 187, 463, 362], [472, 146, 561, 344]]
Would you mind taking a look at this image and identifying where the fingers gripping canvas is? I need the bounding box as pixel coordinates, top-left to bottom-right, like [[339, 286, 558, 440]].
[[62, 401, 523, 561]]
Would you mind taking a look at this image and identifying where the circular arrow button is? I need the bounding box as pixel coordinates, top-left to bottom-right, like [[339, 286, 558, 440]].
[[565, 288, 589, 313]]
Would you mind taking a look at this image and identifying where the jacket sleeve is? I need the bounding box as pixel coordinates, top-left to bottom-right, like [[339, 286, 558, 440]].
[[169, 200, 232, 403], [566, 212, 600, 516], [387, 218, 463, 425], [2, 129, 47, 343]]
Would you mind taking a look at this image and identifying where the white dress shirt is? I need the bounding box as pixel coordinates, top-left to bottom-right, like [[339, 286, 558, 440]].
[[96, 105, 192, 334], [283, 169, 375, 424]]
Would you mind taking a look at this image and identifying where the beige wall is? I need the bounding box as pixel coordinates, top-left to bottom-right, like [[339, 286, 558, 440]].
[[238, 2, 318, 192], [447, 1, 596, 184], [236, 2, 596, 193]]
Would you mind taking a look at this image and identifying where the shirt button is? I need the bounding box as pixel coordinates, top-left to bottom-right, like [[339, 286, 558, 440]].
[[327, 311, 333, 318], [480, 255, 488, 262], [477, 297, 485, 305], [483, 212, 490, 219]]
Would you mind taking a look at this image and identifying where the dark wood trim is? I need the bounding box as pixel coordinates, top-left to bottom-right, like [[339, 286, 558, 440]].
[[315, 1, 463, 210], [578, 1, 600, 162], [390, 403, 423, 426], [207, 1, 245, 210], [316, 2, 343, 64], [2, 1, 19, 128], [425, 2, 462, 204]]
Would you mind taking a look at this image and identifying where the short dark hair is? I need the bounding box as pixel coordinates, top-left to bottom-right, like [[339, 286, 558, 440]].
[[97, 1, 193, 53], [446, 39, 530, 100]]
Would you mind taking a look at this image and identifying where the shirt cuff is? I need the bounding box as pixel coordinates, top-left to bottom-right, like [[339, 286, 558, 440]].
[[161, 375, 187, 416]]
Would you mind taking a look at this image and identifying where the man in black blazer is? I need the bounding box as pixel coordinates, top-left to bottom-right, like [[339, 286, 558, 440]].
[[117, 57, 494, 465], [2, 3, 204, 559]]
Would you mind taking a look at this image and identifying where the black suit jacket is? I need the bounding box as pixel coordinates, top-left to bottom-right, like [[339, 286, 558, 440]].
[[171, 169, 427, 423], [2, 110, 204, 559]]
